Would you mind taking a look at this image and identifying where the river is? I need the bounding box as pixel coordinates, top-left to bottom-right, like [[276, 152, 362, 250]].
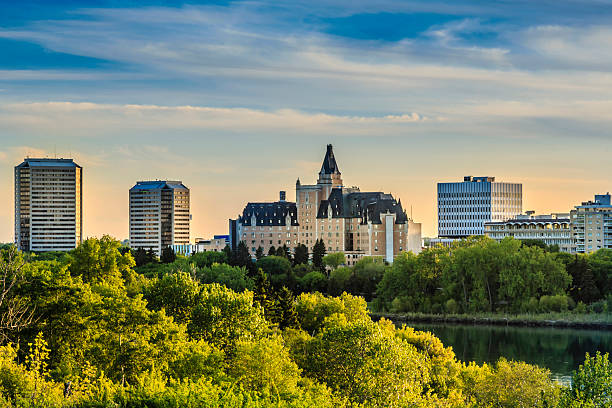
[[406, 322, 612, 383]]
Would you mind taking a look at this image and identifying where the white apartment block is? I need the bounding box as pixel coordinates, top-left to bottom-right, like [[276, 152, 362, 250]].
[[484, 212, 571, 252], [129, 180, 190, 256], [14, 158, 83, 252], [570, 193, 612, 254], [438, 176, 522, 238]]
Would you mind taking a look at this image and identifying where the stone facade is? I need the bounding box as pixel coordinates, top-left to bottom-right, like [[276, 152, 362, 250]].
[[231, 145, 421, 263]]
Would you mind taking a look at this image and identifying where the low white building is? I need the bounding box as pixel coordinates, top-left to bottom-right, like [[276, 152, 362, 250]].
[[484, 212, 571, 252]]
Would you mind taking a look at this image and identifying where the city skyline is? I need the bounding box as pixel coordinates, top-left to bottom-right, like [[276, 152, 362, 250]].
[[1, 1, 612, 241]]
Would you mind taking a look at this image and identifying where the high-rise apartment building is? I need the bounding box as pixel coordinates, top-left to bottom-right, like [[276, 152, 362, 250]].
[[14, 158, 83, 252], [438, 176, 522, 238], [129, 180, 190, 255], [570, 193, 612, 254], [231, 145, 422, 263]]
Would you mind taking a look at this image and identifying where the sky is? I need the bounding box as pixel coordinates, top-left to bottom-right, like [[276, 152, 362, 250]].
[[1, 0, 612, 241]]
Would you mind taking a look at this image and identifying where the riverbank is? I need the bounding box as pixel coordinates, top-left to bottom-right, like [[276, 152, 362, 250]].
[[371, 311, 612, 330]]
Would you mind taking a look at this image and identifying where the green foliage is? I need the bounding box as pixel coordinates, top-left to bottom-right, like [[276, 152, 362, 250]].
[[312, 240, 326, 272], [540, 294, 571, 312], [462, 358, 560, 408], [322, 252, 345, 271], [275, 287, 300, 330], [293, 244, 309, 266], [190, 250, 228, 268], [255, 246, 264, 260], [257, 256, 295, 289], [188, 283, 267, 350], [2, 236, 609, 408], [299, 318, 427, 407], [300, 271, 327, 293], [197, 263, 254, 292], [160, 246, 177, 264], [559, 352, 611, 408], [146, 270, 201, 324], [294, 292, 369, 334], [230, 335, 301, 395], [66, 236, 135, 286]]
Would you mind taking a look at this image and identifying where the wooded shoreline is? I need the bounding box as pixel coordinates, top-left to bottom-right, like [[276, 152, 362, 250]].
[[371, 312, 612, 330]]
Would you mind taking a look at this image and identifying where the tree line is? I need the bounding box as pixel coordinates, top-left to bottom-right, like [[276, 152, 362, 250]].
[[0, 236, 609, 407]]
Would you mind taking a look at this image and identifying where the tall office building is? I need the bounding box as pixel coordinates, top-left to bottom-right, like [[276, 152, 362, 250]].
[[438, 176, 522, 238], [129, 180, 190, 255], [14, 158, 83, 252], [570, 193, 612, 254]]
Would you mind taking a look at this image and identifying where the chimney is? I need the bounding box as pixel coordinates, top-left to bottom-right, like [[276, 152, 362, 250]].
[[279, 191, 286, 202]]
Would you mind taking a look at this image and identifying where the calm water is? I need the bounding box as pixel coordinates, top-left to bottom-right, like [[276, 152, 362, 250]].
[[406, 322, 612, 383]]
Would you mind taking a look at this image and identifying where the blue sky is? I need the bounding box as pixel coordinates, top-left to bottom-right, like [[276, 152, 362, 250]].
[[1, 0, 612, 240]]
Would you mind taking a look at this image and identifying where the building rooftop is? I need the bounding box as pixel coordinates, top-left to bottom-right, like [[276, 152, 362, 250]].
[[16, 158, 80, 168], [130, 180, 188, 191]]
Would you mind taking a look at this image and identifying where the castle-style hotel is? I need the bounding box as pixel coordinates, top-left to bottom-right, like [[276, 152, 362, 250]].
[[230, 145, 422, 263]]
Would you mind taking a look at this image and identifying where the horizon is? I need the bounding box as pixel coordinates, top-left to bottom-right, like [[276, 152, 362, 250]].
[[2, 0, 612, 242]]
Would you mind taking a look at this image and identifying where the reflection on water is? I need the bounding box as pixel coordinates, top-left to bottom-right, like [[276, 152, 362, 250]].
[[406, 322, 612, 383]]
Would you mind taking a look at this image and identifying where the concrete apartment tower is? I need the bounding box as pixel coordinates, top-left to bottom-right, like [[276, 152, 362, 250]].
[[570, 193, 612, 254], [14, 158, 83, 252], [129, 180, 190, 255]]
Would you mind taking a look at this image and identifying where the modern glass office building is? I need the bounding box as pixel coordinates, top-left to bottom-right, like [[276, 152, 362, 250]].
[[438, 176, 522, 238], [14, 158, 83, 252]]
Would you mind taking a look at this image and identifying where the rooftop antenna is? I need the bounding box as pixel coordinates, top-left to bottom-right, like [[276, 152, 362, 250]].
[[54, 144, 57, 159]]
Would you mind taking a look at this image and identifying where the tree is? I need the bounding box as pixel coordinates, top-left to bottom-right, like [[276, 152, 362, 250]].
[[276, 246, 288, 258], [132, 247, 149, 267], [568, 255, 600, 304], [293, 243, 309, 266], [312, 239, 326, 272], [0, 246, 34, 343], [322, 252, 346, 272], [191, 250, 227, 268], [256, 256, 294, 289], [67, 236, 135, 286], [197, 263, 254, 292], [559, 352, 611, 408], [300, 318, 426, 406], [160, 246, 176, 264], [300, 271, 328, 293], [188, 283, 267, 350], [232, 241, 253, 273], [230, 335, 301, 395], [253, 269, 276, 323], [145, 271, 201, 324], [222, 244, 232, 263], [255, 246, 264, 260], [275, 286, 300, 329], [351, 256, 386, 301], [267, 246, 276, 256]]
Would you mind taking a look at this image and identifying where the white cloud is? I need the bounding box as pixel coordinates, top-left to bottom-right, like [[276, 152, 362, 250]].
[[0, 102, 427, 136]]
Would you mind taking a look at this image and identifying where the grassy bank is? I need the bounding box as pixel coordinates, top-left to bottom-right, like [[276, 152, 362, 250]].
[[371, 311, 612, 330]]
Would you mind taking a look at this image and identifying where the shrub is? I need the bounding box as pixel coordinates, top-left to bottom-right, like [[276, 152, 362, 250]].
[[574, 301, 588, 314], [539, 295, 569, 312], [523, 297, 540, 313], [445, 299, 458, 314]]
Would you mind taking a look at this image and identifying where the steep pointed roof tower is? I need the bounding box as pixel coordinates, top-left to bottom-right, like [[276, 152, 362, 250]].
[[320, 144, 340, 175], [317, 144, 343, 190]]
